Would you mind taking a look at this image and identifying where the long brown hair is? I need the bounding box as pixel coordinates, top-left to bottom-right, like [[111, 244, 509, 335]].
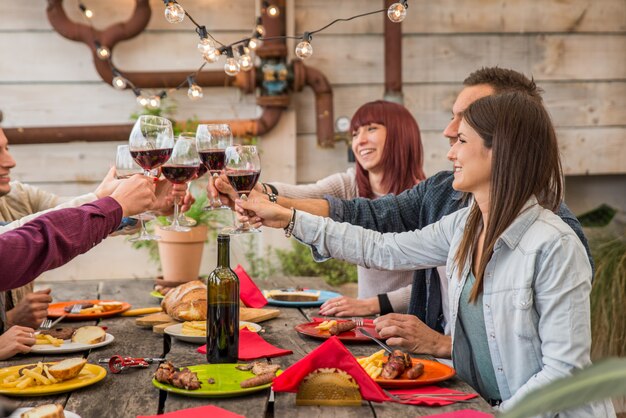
[[351, 101, 426, 198], [454, 92, 563, 302]]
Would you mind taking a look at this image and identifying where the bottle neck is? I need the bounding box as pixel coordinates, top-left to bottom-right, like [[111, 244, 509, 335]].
[[216, 237, 230, 268]]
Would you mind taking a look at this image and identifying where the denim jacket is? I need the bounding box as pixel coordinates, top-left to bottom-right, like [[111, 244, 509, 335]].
[[294, 197, 614, 416]]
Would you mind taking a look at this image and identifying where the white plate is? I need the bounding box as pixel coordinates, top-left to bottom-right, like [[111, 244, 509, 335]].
[[10, 407, 81, 418], [30, 333, 114, 354], [165, 321, 262, 344]]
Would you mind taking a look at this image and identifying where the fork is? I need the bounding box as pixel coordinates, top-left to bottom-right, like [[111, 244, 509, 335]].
[[352, 317, 364, 327], [358, 326, 393, 354], [39, 304, 82, 330]]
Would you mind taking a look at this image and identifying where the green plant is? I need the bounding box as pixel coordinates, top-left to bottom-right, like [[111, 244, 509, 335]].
[[241, 234, 277, 279], [273, 240, 358, 286]]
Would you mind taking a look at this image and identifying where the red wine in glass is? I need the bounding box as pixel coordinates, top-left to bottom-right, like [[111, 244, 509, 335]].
[[199, 149, 226, 173], [130, 149, 173, 171], [226, 170, 261, 195], [162, 165, 199, 184]]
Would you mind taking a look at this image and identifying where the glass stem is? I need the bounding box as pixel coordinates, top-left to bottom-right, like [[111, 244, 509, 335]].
[[240, 194, 250, 230], [140, 218, 149, 237], [172, 196, 180, 227]]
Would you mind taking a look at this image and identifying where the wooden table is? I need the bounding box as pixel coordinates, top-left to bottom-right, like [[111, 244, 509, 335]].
[[0, 278, 493, 417]]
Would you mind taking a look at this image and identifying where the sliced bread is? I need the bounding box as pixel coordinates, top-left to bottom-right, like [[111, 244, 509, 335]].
[[20, 404, 65, 418], [71, 326, 106, 345], [48, 358, 87, 381], [97, 301, 124, 312]]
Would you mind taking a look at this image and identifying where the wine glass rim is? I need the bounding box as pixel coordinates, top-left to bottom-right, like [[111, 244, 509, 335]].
[[198, 123, 230, 129], [178, 132, 196, 139], [137, 115, 172, 126]]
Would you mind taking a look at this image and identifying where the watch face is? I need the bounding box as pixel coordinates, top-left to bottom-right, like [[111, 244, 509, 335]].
[[335, 116, 351, 133]]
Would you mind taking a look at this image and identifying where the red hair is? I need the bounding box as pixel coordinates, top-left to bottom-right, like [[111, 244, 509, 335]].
[[351, 100, 426, 198]]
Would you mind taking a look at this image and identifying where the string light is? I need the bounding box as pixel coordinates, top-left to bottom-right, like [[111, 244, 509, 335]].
[[237, 46, 254, 72], [164, 1, 185, 24], [203, 47, 221, 63], [136, 94, 149, 107], [95, 42, 110, 60], [224, 47, 240, 76], [263, 1, 280, 18], [387, 1, 408, 23], [247, 36, 261, 51], [295, 33, 313, 60], [147, 95, 162, 109], [79, 3, 93, 19], [187, 76, 203, 100], [254, 17, 266, 37], [112, 71, 127, 90]]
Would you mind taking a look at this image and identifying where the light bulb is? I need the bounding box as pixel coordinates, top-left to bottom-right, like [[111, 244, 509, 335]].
[[84, 8, 93, 18], [197, 37, 215, 55], [187, 84, 203, 100], [96, 45, 110, 60], [203, 48, 221, 63], [255, 23, 266, 37], [136, 95, 149, 107], [164, 1, 185, 24], [266, 4, 280, 17], [239, 54, 254, 72], [248, 37, 261, 50], [295, 40, 313, 59], [387, 2, 407, 23], [112, 76, 127, 90], [224, 57, 240, 76], [147, 96, 161, 109]]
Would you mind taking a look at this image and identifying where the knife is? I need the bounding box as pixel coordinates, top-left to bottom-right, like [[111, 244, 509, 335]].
[[358, 327, 393, 354]]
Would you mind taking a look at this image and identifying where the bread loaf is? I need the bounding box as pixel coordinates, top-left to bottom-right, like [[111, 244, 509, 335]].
[[161, 280, 207, 321], [72, 326, 106, 344], [20, 404, 65, 418], [48, 358, 87, 381]]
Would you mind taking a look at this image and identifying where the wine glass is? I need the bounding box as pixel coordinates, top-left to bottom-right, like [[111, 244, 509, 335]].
[[196, 124, 233, 210], [115, 145, 143, 179], [161, 133, 200, 232], [222, 145, 261, 234], [128, 115, 174, 241]]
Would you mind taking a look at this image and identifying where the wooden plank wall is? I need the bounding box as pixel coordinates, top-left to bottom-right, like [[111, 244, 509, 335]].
[[0, 0, 624, 280]]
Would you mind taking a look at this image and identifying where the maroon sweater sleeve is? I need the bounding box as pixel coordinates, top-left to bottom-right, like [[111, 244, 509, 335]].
[[0, 197, 123, 291]]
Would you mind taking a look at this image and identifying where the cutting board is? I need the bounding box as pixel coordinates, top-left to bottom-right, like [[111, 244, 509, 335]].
[[136, 307, 280, 334]]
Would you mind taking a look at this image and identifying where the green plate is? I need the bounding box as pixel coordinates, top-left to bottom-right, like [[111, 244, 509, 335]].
[[150, 290, 165, 299], [152, 364, 282, 397]]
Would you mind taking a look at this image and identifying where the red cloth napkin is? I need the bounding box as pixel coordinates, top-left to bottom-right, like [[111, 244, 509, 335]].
[[197, 329, 293, 360], [234, 264, 267, 308], [387, 385, 478, 406], [137, 405, 244, 418], [272, 336, 388, 402], [422, 410, 494, 418]]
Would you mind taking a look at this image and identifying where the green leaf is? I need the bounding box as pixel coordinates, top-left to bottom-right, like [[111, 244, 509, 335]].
[[500, 358, 626, 418], [577, 204, 617, 228]]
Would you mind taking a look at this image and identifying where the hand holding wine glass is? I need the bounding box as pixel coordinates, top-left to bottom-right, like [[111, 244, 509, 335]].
[[161, 133, 200, 232], [196, 124, 233, 210], [222, 145, 262, 234], [235, 197, 293, 230]]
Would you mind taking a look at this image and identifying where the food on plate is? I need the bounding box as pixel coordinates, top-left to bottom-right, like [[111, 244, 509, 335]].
[[71, 326, 106, 344], [357, 349, 385, 379], [64, 302, 94, 313], [329, 320, 356, 336], [315, 320, 337, 331], [296, 368, 361, 406], [381, 350, 412, 379], [181, 321, 205, 336], [240, 372, 276, 388], [40, 327, 75, 341], [239, 324, 258, 332], [63, 301, 124, 315], [264, 289, 320, 302], [47, 358, 88, 381], [19, 403, 65, 418], [161, 281, 207, 321], [97, 301, 124, 312], [35, 334, 64, 347], [154, 361, 201, 390], [406, 362, 425, 380]]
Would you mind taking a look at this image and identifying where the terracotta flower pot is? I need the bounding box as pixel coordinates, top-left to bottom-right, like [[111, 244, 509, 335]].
[[156, 225, 208, 283]]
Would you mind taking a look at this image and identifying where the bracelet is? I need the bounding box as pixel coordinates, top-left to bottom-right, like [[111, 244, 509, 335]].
[[268, 193, 278, 203], [261, 182, 269, 195], [284, 208, 296, 238]]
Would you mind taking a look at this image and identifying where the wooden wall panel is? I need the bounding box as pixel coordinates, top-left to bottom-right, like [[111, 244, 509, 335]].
[[296, 0, 626, 34]]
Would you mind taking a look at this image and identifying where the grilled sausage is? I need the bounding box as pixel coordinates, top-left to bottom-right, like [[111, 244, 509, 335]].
[[240, 372, 276, 388], [406, 362, 424, 379], [329, 320, 356, 335]]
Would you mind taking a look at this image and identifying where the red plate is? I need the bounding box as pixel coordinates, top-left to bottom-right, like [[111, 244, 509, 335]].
[[294, 321, 382, 342], [366, 357, 456, 388], [47, 300, 131, 319]]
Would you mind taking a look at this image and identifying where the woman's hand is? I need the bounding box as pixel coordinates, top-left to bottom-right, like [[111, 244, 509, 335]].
[[236, 198, 292, 229], [319, 296, 380, 317], [374, 313, 451, 358], [5, 289, 52, 329], [0, 326, 36, 360]]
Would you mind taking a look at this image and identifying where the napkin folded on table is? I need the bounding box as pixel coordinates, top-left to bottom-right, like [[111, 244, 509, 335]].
[[273, 336, 388, 402], [387, 385, 479, 406], [137, 405, 244, 418], [234, 264, 267, 308], [422, 409, 494, 418], [197, 329, 293, 360]]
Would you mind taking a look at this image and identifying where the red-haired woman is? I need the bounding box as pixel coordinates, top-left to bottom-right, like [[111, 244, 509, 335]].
[[261, 100, 426, 317]]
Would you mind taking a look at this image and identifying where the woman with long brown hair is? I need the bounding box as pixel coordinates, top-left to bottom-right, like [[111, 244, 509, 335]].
[[238, 92, 615, 415]]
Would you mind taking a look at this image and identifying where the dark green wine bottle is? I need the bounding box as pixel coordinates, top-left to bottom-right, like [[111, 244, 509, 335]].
[[206, 234, 240, 363]]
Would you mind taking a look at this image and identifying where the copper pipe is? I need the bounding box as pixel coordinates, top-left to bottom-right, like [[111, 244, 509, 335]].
[[384, 0, 403, 102], [256, 0, 287, 59]]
